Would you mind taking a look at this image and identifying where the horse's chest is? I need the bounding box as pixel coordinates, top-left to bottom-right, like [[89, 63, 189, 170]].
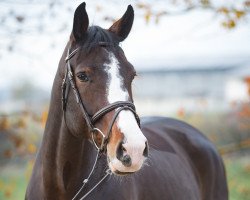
[[82, 173, 200, 200]]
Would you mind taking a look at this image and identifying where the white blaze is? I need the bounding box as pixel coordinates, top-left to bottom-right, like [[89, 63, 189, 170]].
[[104, 52, 147, 172], [104, 52, 128, 103]]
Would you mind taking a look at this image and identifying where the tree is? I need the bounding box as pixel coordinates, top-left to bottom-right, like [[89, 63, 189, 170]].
[[0, 0, 249, 55]]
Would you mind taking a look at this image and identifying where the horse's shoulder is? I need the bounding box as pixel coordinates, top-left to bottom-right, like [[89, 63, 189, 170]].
[[140, 116, 227, 198]]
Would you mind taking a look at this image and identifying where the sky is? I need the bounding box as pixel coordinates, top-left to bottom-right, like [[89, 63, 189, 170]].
[[0, 0, 250, 90]]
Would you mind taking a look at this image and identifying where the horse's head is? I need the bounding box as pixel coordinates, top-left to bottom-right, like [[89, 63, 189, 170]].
[[60, 2, 148, 175]]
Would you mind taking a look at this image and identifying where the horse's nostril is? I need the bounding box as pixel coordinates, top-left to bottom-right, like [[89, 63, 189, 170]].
[[116, 142, 132, 167], [122, 146, 127, 152], [143, 142, 149, 157], [116, 141, 124, 161], [121, 154, 132, 167]]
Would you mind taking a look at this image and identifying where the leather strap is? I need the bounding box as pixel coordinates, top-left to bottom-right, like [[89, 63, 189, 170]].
[[66, 50, 94, 131], [91, 101, 136, 123], [102, 105, 140, 150]]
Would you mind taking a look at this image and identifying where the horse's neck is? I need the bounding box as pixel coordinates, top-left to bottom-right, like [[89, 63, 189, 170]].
[[40, 72, 96, 198]]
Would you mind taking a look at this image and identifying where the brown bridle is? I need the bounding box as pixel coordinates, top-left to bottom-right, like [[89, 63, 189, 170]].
[[61, 44, 140, 152], [61, 44, 141, 200]]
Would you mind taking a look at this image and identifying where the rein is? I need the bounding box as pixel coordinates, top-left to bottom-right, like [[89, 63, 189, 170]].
[[61, 44, 140, 199]]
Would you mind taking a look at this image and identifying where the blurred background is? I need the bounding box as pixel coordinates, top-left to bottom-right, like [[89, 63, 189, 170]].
[[0, 0, 250, 199]]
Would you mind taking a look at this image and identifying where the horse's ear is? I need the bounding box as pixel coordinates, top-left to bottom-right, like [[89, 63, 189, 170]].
[[71, 2, 89, 42], [108, 5, 134, 41]]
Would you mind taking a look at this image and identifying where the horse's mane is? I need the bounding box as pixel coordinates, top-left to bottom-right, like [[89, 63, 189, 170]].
[[80, 26, 119, 52]]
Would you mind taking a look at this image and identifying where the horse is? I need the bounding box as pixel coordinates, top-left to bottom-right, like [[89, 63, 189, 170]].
[[25, 2, 228, 200]]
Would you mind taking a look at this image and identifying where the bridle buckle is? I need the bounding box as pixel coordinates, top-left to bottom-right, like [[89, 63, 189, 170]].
[[91, 128, 106, 151]]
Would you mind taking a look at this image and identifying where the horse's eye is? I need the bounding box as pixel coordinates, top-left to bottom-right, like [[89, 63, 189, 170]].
[[77, 72, 89, 82]]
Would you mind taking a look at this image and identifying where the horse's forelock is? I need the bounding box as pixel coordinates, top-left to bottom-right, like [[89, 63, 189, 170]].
[[77, 26, 119, 53]]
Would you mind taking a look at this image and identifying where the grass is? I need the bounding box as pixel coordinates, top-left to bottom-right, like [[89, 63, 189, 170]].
[[0, 167, 27, 200], [0, 155, 249, 200], [225, 154, 250, 200]]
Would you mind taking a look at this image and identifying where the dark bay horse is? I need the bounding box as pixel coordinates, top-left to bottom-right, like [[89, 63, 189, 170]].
[[26, 2, 228, 200]]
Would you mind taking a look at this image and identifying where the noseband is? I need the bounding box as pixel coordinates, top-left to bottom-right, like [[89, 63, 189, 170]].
[[61, 44, 140, 152]]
